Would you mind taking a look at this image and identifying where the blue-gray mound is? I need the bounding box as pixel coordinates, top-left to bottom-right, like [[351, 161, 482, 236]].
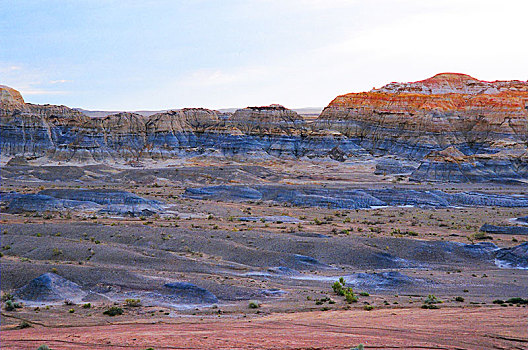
[[1, 189, 162, 216], [495, 243, 528, 269], [163, 282, 218, 304], [15, 273, 87, 302], [183, 185, 528, 209], [345, 271, 421, 290], [480, 224, 528, 235]]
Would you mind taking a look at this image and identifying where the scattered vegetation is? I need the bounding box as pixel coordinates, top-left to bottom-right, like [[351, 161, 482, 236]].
[[125, 298, 141, 307]]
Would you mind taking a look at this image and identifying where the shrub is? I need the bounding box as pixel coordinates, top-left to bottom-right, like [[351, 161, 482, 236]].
[[344, 290, 358, 303], [363, 305, 374, 311], [423, 295, 442, 304], [4, 300, 22, 311], [1, 292, 14, 302], [248, 300, 261, 309], [37, 345, 51, 350], [19, 321, 31, 329], [68, 308, 75, 313], [454, 296, 465, 302], [505, 297, 528, 305], [82, 303, 91, 309], [103, 306, 123, 316], [351, 344, 364, 350], [125, 298, 141, 307], [332, 281, 344, 296], [359, 292, 370, 297], [492, 299, 505, 304], [421, 304, 439, 309]]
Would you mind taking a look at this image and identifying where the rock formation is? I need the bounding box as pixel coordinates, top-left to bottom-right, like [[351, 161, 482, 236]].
[[316, 73, 528, 182], [163, 282, 218, 304], [1, 189, 162, 216], [2, 73, 527, 182], [15, 273, 88, 302], [184, 185, 528, 209]]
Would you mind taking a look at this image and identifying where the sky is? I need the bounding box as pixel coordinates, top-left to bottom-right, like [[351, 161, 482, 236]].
[[1, 0, 527, 110]]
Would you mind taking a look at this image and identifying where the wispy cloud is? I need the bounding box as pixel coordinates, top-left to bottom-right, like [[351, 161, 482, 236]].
[[20, 89, 69, 96], [0, 63, 71, 99], [49, 79, 71, 84]]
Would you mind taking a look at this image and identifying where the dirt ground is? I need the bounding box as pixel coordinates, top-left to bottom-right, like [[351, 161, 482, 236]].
[[1, 161, 527, 350], [2, 306, 527, 350]]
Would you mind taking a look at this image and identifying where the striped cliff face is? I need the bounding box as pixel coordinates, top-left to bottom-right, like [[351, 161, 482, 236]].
[[1, 73, 527, 183], [315, 73, 528, 182]]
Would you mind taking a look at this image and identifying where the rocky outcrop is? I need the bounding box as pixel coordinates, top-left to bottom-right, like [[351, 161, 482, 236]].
[[2, 74, 527, 183], [480, 224, 528, 235], [0, 85, 362, 161], [316, 73, 528, 182], [495, 243, 528, 269], [229, 104, 306, 135], [163, 282, 218, 304], [1, 189, 162, 216], [184, 185, 528, 209], [15, 273, 88, 302]]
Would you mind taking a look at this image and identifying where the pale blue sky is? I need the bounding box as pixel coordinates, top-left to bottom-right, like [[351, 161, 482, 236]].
[[1, 0, 527, 110]]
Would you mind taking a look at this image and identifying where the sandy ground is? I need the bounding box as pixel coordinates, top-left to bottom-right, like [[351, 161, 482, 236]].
[[2, 306, 527, 350]]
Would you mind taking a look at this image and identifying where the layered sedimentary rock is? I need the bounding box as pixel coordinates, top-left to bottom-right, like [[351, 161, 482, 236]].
[[2, 73, 527, 182], [316, 73, 528, 182], [184, 185, 528, 209], [0, 86, 364, 161]]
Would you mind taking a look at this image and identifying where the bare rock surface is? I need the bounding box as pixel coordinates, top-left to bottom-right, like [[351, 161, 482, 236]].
[[163, 282, 218, 304], [480, 223, 528, 235], [15, 273, 88, 302], [184, 185, 528, 209], [495, 243, 528, 269], [1, 189, 162, 216]]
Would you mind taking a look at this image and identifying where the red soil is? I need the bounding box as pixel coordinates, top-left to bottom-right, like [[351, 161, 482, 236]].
[[2, 306, 527, 350]]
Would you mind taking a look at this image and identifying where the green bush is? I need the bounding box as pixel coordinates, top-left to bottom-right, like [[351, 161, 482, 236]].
[[359, 292, 370, 297], [423, 295, 442, 304], [125, 298, 141, 307], [4, 299, 22, 311], [454, 296, 465, 302], [248, 300, 261, 309], [37, 346, 51, 350], [332, 281, 344, 296], [1, 292, 14, 302], [505, 297, 528, 305], [103, 306, 123, 316], [344, 290, 358, 303]]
